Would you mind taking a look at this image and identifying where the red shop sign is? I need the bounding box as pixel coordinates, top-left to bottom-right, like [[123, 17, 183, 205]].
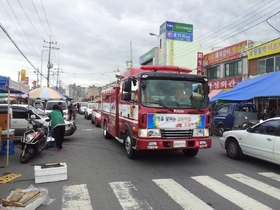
[[208, 77, 242, 90]]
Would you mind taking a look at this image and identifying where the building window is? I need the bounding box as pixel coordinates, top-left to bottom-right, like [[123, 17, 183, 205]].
[[225, 60, 242, 77], [207, 66, 220, 79], [276, 56, 280, 71], [258, 60, 265, 74], [258, 56, 280, 74]]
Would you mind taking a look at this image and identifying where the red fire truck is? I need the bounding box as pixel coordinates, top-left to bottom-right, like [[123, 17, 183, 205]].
[[101, 65, 212, 159]]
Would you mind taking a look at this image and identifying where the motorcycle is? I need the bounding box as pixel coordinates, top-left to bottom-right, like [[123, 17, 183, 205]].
[[19, 117, 50, 163], [234, 115, 259, 130]]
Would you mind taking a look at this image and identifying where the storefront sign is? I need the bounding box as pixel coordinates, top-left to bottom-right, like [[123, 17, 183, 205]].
[[203, 41, 248, 65], [208, 77, 242, 90], [247, 38, 280, 60], [160, 21, 193, 42], [197, 52, 203, 75]]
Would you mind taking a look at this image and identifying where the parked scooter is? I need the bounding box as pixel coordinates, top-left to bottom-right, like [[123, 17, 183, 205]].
[[19, 117, 50, 163]]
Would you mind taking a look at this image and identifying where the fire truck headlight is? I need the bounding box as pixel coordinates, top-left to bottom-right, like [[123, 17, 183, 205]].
[[139, 129, 161, 138], [193, 129, 209, 137]]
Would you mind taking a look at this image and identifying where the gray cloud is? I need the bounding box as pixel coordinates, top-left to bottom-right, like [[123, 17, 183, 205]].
[[1, 0, 279, 87]]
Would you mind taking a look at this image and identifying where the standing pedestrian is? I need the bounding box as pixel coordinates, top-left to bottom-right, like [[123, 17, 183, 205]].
[[72, 104, 78, 120], [58, 101, 64, 117], [68, 104, 73, 120], [77, 102, 80, 114], [48, 104, 65, 152]]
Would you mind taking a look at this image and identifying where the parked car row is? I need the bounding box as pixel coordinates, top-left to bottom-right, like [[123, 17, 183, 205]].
[[0, 104, 76, 138], [82, 100, 102, 127], [84, 102, 95, 120]]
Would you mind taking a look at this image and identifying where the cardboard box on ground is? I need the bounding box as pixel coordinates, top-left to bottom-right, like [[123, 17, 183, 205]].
[[0, 113, 11, 130]]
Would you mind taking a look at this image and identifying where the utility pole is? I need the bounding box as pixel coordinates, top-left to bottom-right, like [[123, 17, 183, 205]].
[[54, 65, 63, 91], [44, 38, 59, 87]]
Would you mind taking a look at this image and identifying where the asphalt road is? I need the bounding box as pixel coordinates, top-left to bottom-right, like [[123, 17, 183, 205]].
[[1, 113, 280, 209]]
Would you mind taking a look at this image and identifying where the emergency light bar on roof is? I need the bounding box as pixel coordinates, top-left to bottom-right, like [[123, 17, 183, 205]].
[[140, 65, 192, 73]]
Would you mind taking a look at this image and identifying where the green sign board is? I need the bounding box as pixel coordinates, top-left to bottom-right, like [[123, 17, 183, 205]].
[[160, 21, 193, 35]]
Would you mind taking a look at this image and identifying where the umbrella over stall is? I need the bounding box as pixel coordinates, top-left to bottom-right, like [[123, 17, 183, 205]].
[[24, 87, 66, 100]]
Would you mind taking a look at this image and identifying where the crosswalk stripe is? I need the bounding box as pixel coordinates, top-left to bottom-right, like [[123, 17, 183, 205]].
[[153, 178, 214, 210], [109, 181, 153, 210], [62, 184, 92, 210], [192, 175, 272, 210], [226, 173, 280, 200], [259, 172, 280, 182]]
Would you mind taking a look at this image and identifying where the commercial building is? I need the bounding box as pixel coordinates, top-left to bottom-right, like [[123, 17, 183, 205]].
[[247, 38, 280, 118]]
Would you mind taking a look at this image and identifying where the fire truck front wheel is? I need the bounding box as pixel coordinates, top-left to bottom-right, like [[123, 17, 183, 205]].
[[125, 132, 138, 159], [182, 149, 198, 157]]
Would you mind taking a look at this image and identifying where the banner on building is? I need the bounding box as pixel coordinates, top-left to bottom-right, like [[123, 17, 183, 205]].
[[21, 69, 26, 81], [197, 52, 203, 75], [203, 40, 248, 65], [160, 21, 193, 42], [247, 38, 280, 60], [169, 40, 174, 65]]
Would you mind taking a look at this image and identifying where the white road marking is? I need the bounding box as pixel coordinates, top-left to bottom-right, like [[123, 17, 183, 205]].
[[226, 173, 280, 200], [62, 184, 92, 210], [109, 181, 152, 210], [153, 178, 214, 210], [192, 175, 272, 210], [259, 172, 280, 182]]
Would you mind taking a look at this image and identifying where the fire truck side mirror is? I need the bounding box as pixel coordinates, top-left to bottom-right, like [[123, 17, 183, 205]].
[[122, 92, 131, 101], [122, 79, 131, 92]]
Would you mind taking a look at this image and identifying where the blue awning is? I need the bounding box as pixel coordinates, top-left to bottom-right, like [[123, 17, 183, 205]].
[[210, 71, 280, 103]]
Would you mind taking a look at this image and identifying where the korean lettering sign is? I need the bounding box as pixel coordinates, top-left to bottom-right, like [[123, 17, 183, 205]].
[[208, 77, 242, 90], [203, 41, 248, 65], [248, 38, 280, 60], [147, 113, 206, 129], [197, 52, 203, 75], [160, 21, 194, 42]]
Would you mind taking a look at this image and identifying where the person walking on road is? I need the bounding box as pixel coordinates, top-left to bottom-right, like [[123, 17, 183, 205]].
[[72, 104, 78, 120], [48, 104, 66, 152]]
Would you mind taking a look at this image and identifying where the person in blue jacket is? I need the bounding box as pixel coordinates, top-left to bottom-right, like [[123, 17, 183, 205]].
[[48, 104, 65, 152]]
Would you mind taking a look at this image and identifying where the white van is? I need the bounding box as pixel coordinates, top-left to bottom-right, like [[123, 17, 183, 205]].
[[45, 100, 68, 120]]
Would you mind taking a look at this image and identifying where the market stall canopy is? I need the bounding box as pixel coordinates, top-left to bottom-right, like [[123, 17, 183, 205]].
[[208, 89, 225, 100], [0, 75, 29, 168], [0, 76, 29, 94], [210, 71, 280, 103], [27, 87, 66, 100]]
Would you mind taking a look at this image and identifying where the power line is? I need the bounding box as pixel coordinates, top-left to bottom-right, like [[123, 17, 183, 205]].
[[17, 0, 45, 41], [41, 0, 56, 42], [5, 0, 40, 60], [31, 0, 50, 39], [173, 1, 280, 59], [0, 23, 37, 72]]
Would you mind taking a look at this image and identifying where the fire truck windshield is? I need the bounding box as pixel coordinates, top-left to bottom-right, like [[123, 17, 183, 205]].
[[140, 79, 208, 109]]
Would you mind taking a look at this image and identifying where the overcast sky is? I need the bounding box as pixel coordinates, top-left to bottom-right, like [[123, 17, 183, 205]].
[[1, 0, 279, 88]]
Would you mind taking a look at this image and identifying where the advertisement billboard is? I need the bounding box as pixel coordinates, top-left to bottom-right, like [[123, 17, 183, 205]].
[[203, 40, 248, 65], [160, 21, 193, 42], [247, 38, 280, 60]]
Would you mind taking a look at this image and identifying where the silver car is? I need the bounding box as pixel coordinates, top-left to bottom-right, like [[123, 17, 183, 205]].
[[0, 104, 76, 137]]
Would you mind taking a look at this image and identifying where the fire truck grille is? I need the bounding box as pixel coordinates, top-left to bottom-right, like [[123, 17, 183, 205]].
[[161, 129, 193, 138]]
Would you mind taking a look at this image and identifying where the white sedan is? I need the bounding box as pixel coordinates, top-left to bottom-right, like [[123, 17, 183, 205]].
[[220, 117, 280, 165]]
